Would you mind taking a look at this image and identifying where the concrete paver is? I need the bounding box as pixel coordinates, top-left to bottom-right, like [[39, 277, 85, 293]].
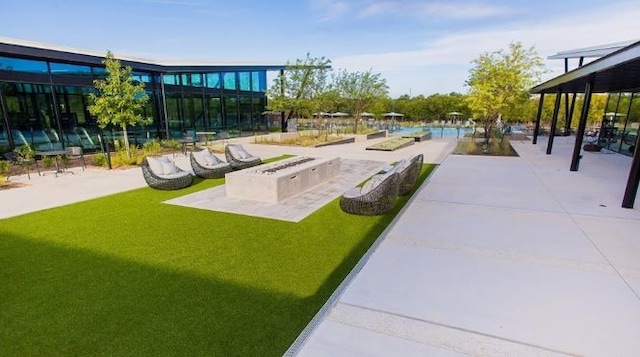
[[291, 136, 640, 357]]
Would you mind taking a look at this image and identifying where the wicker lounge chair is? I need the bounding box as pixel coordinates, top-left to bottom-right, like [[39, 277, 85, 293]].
[[340, 171, 399, 215], [225, 144, 261, 170], [395, 154, 423, 196], [190, 149, 232, 179], [141, 156, 193, 190]]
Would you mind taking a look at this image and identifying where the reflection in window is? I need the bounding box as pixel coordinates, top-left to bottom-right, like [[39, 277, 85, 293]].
[[132, 71, 152, 83], [223, 72, 236, 90], [191, 74, 203, 87], [206, 73, 220, 88], [50, 62, 92, 76], [238, 72, 251, 91], [0, 56, 48, 73], [252, 71, 266, 92], [163, 74, 179, 85]]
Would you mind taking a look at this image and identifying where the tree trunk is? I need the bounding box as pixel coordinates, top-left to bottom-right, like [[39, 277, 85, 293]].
[[121, 126, 131, 159]]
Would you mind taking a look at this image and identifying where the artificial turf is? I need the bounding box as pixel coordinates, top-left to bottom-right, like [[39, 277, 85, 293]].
[[0, 158, 436, 356]]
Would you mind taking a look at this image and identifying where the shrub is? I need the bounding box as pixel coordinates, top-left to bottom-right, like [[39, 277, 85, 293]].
[[466, 139, 478, 154], [142, 139, 162, 156], [92, 154, 107, 167], [0, 160, 10, 183]]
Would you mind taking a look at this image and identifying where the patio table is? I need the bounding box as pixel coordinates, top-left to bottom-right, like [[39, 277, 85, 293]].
[[37, 150, 72, 177]]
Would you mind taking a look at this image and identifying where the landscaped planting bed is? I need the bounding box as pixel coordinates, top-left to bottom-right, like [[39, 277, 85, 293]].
[[366, 137, 415, 151]]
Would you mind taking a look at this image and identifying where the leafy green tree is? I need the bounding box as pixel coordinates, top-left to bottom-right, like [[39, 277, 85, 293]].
[[88, 51, 151, 159], [266, 53, 331, 131], [465, 42, 546, 145], [333, 69, 389, 133]]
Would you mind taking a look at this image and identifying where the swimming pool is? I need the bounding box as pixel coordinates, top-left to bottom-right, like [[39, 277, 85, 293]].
[[390, 126, 474, 138]]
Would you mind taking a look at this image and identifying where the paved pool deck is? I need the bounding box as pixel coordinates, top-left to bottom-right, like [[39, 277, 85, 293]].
[[289, 136, 640, 357], [1, 134, 639, 357]]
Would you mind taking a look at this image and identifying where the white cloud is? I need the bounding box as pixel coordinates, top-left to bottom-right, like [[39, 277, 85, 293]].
[[415, 2, 513, 20], [310, 0, 351, 21], [332, 1, 640, 96], [356, 1, 398, 19]]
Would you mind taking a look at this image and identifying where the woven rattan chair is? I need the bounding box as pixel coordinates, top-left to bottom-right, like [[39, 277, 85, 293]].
[[340, 171, 399, 215], [190, 149, 232, 179], [225, 144, 261, 170], [395, 154, 423, 196], [141, 156, 193, 190], [4, 151, 40, 180]]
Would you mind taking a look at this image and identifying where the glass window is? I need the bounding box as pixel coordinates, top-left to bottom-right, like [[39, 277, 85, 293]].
[[252, 71, 266, 92], [163, 74, 179, 85], [223, 72, 236, 90], [50, 62, 92, 76], [132, 71, 152, 83], [0, 56, 48, 74], [206, 73, 220, 88], [92, 66, 107, 79], [238, 72, 251, 91], [191, 74, 203, 87], [619, 93, 639, 156], [181, 74, 191, 86]]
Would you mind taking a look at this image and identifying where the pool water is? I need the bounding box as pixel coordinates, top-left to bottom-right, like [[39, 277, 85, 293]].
[[391, 126, 474, 138]]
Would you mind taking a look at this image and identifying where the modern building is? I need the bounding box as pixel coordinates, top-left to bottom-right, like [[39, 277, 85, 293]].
[[530, 40, 640, 208], [0, 37, 288, 153]]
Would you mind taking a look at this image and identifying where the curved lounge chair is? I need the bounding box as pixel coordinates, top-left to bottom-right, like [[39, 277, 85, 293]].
[[141, 156, 193, 190], [340, 171, 399, 216], [225, 144, 261, 170], [395, 154, 424, 196], [190, 149, 232, 179]]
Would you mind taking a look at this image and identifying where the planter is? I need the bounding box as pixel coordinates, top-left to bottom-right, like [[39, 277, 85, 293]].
[[366, 131, 387, 140], [366, 137, 415, 151], [314, 137, 355, 147], [402, 131, 432, 142], [583, 143, 602, 152]]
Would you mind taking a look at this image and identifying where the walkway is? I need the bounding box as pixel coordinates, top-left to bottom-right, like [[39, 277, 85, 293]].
[[289, 135, 640, 357]]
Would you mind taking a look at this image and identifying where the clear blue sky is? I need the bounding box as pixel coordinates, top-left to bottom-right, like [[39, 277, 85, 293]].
[[1, 0, 638, 97]]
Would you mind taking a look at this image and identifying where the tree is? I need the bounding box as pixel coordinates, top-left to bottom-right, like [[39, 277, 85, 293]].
[[465, 42, 546, 145], [88, 51, 151, 159], [266, 53, 331, 132], [333, 69, 389, 133]]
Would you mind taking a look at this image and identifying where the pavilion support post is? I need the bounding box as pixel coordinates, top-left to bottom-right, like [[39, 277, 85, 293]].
[[546, 90, 562, 155], [567, 92, 578, 135], [279, 70, 287, 133], [622, 133, 640, 208], [564, 93, 570, 135], [570, 79, 593, 171], [532, 93, 544, 145]]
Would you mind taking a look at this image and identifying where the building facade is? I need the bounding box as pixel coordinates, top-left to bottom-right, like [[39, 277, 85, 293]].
[[0, 38, 286, 153]]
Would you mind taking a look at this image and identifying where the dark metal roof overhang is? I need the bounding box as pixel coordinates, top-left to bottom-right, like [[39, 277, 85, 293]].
[[0, 39, 289, 74], [531, 39, 640, 94]]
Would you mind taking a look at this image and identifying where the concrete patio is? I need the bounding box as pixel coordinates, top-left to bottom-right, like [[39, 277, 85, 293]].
[[1, 134, 639, 356], [289, 135, 640, 357]]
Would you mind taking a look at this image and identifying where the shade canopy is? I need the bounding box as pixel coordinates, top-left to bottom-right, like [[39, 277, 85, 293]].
[[383, 112, 404, 118], [360, 112, 375, 117], [330, 112, 349, 117]]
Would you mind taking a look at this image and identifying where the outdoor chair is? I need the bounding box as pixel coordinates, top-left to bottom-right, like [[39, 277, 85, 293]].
[[65, 146, 86, 171], [340, 170, 399, 215], [190, 149, 232, 179], [141, 156, 193, 190], [225, 144, 261, 170], [4, 151, 40, 180], [392, 154, 424, 196]]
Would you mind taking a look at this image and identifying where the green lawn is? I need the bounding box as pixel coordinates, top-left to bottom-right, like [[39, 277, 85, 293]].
[[0, 158, 436, 356]]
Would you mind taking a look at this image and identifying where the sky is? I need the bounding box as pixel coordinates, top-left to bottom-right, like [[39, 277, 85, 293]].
[[1, 0, 638, 97]]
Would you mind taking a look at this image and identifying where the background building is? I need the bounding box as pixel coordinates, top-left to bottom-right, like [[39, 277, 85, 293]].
[[0, 37, 286, 153]]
